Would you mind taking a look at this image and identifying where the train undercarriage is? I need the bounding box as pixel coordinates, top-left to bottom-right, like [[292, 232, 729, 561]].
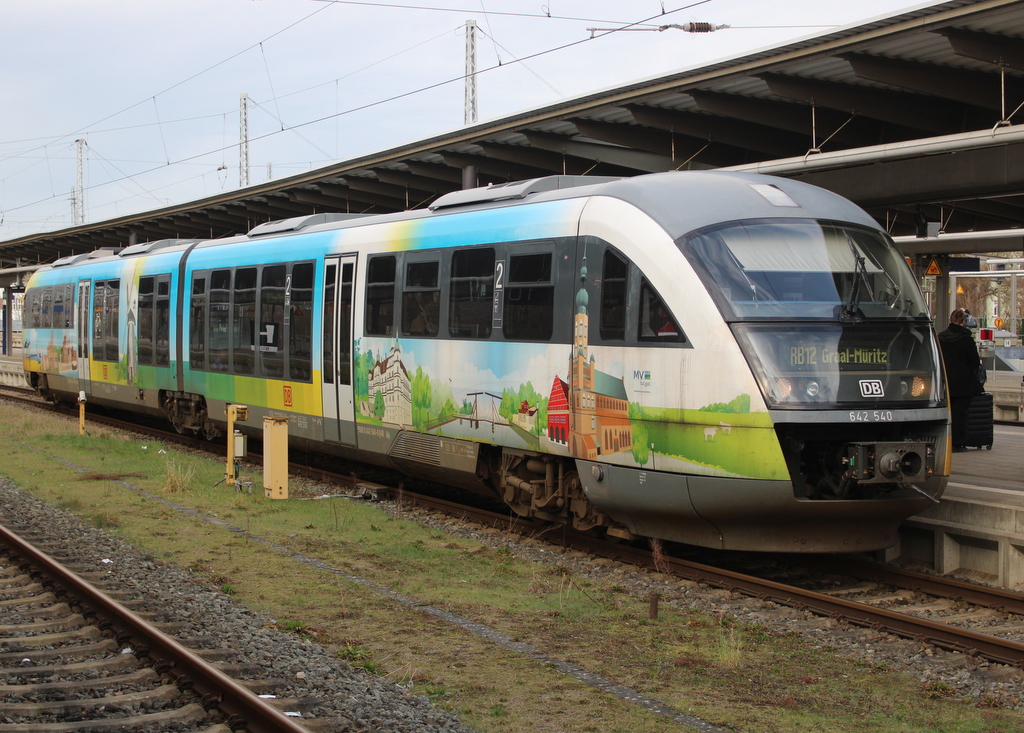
[[493, 449, 635, 539]]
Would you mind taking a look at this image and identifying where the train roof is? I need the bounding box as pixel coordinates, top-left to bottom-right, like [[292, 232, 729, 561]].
[[241, 171, 882, 243], [584, 171, 883, 240], [30, 172, 884, 275]]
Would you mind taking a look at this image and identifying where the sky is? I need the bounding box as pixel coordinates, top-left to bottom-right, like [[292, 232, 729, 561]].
[[0, 0, 934, 244]]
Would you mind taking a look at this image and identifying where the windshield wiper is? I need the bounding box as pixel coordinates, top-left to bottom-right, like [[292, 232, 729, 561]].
[[840, 234, 874, 321]]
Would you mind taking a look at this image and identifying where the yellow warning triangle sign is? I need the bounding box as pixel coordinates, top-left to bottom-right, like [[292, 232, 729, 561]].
[[925, 259, 942, 276]]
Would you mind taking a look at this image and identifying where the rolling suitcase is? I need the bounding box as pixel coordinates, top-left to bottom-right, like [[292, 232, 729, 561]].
[[963, 392, 994, 450]]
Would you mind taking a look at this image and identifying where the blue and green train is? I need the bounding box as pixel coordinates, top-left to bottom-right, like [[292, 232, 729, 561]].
[[23, 171, 950, 552]]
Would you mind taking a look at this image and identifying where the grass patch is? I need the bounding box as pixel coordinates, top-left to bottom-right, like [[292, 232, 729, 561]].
[[0, 402, 1019, 733]]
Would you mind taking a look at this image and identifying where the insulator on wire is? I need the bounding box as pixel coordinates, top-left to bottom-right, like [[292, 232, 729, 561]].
[[659, 22, 730, 33], [587, 21, 729, 38]]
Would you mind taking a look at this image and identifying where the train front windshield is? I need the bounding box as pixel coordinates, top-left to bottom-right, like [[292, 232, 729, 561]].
[[682, 219, 943, 408]]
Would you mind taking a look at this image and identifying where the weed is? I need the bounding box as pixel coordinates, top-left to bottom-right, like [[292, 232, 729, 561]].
[[221, 583, 237, 595], [649, 537, 670, 574], [489, 704, 508, 718], [279, 619, 307, 634], [164, 460, 197, 493], [715, 627, 743, 669], [337, 643, 369, 661], [923, 680, 956, 698], [87, 511, 121, 529], [55, 497, 85, 512]]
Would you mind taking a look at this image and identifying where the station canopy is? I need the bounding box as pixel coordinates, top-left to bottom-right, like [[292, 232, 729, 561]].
[[5, 0, 1024, 267]]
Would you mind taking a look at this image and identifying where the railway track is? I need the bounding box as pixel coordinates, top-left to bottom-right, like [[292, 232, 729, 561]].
[[386, 488, 1024, 669], [0, 522, 315, 732]]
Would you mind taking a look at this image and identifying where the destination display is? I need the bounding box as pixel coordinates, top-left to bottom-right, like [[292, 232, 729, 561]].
[[733, 323, 941, 407], [789, 346, 889, 366]]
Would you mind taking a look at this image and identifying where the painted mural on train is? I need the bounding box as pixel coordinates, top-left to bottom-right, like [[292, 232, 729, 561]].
[[354, 260, 784, 481]]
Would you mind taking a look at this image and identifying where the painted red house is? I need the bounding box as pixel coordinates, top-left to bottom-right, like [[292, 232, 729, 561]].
[[547, 376, 569, 445]]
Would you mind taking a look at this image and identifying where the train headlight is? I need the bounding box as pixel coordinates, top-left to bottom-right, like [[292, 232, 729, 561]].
[[911, 376, 927, 397], [805, 380, 819, 397], [776, 377, 792, 399]]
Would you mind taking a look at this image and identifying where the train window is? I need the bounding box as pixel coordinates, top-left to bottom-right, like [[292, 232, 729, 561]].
[[104, 280, 120, 361], [233, 268, 257, 376], [23, 290, 36, 330], [259, 265, 286, 379], [155, 276, 170, 367], [289, 262, 314, 381], [209, 270, 231, 373], [41, 288, 53, 329], [53, 285, 68, 329], [322, 264, 336, 384], [638, 281, 685, 344], [138, 277, 155, 366], [401, 260, 440, 337], [503, 252, 553, 341], [64, 284, 74, 328], [365, 256, 396, 336], [600, 250, 628, 341], [338, 262, 354, 386], [449, 248, 494, 339], [91, 281, 119, 362], [92, 284, 104, 355], [190, 276, 206, 370]]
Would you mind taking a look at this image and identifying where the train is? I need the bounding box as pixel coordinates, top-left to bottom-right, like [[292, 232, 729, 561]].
[[21, 171, 949, 552]]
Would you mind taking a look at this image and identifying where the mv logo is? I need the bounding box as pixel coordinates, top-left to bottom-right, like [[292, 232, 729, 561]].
[[859, 379, 884, 398]]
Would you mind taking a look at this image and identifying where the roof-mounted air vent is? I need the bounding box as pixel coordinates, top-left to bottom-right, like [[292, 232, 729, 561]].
[[51, 248, 123, 267], [247, 212, 368, 237], [118, 239, 199, 257], [429, 175, 620, 211]]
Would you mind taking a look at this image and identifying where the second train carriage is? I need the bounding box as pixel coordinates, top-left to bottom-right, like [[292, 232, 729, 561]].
[[22, 171, 950, 552]]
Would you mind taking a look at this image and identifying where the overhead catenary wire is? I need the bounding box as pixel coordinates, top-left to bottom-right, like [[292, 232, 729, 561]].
[[3, 1, 722, 223], [8, 4, 843, 234]]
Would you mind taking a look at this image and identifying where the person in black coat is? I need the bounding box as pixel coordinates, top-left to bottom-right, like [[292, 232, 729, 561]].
[[938, 308, 984, 451]]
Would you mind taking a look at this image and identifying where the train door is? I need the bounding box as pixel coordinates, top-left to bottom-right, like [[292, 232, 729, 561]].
[[76, 280, 91, 389], [322, 255, 357, 445]]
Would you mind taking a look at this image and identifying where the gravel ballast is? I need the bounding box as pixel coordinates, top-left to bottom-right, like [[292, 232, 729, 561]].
[[0, 477, 473, 733]]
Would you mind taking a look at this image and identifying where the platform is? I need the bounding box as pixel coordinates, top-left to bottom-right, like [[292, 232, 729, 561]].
[[983, 369, 1024, 421], [894, 420, 1024, 590], [0, 351, 27, 388]]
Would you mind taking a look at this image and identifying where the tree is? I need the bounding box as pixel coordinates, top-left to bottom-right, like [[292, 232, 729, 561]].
[[629, 403, 650, 465], [373, 390, 385, 419], [411, 366, 433, 429]]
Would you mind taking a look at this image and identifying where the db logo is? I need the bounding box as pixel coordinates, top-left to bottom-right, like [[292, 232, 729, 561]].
[[859, 379, 884, 398], [283, 385, 293, 408]]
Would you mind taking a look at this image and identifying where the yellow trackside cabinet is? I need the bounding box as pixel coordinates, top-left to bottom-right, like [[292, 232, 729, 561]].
[[263, 416, 289, 500]]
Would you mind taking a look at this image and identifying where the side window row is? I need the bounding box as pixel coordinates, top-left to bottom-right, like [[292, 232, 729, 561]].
[[25, 281, 121, 362], [364, 244, 684, 345], [190, 261, 315, 382], [22, 284, 73, 331], [600, 248, 686, 345], [366, 246, 555, 341]]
